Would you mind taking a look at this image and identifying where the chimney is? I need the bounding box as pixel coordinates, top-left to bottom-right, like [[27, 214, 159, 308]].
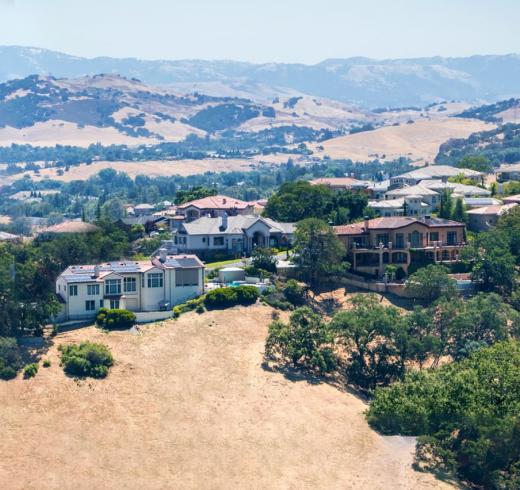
[[222, 198, 227, 204], [93, 264, 100, 278], [364, 216, 370, 230], [159, 248, 167, 263], [220, 212, 228, 231]]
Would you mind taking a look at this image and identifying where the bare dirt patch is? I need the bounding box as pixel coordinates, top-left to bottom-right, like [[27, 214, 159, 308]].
[[0, 305, 452, 489], [312, 118, 493, 164]]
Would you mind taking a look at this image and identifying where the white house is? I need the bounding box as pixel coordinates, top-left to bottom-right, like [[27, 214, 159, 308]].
[[162, 214, 294, 257], [389, 165, 483, 188], [56, 251, 205, 321]]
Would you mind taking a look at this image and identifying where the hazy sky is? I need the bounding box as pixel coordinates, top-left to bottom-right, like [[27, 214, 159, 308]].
[[0, 0, 518, 63]]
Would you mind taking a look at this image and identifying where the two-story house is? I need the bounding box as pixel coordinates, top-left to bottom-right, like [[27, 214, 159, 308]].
[[56, 251, 205, 321], [176, 195, 256, 221], [335, 216, 466, 278]]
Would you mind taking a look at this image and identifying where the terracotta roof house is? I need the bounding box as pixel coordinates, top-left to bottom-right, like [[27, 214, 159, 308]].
[[310, 177, 370, 191], [176, 195, 255, 221], [467, 203, 518, 232], [335, 216, 467, 278]]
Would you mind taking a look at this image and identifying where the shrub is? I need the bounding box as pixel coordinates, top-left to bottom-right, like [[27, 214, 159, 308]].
[[23, 363, 38, 379], [0, 337, 22, 380], [59, 342, 114, 378], [204, 286, 259, 309], [283, 279, 306, 306], [96, 308, 136, 330], [43, 359, 51, 367], [172, 297, 204, 318]]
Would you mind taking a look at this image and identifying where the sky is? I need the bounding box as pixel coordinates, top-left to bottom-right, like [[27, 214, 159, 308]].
[[0, 0, 518, 64]]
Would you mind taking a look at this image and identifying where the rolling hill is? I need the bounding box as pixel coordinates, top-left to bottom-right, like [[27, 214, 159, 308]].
[[1, 46, 520, 107]]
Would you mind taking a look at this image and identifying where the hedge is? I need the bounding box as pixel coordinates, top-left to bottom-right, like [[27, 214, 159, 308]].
[[204, 285, 259, 309], [96, 308, 136, 330]]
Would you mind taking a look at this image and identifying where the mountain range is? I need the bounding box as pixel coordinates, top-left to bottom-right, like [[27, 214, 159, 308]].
[[1, 46, 520, 107]]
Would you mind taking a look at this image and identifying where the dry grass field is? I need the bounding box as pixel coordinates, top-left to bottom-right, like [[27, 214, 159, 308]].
[[312, 117, 493, 163], [0, 304, 454, 490]]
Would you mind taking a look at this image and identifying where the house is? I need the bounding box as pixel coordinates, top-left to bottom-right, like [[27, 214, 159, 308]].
[[334, 216, 466, 278], [176, 195, 255, 221], [163, 214, 294, 257], [310, 177, 370, 191], [389, 165, 483, 188], [366, 180, 391, 200], [368, 196, 432, 217], [133, 203, 156, 216], [119, 215, 166, 234], [463, 197, 503, 209], [467, 203, 518, 232], [496, 162, 520, 183], [417, 180, 491, 198], [502, 194, 520, 205], [55, 251, 205, 321], [385, 185, 439, 214]]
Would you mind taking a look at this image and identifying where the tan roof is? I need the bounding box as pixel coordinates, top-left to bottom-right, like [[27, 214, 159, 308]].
[[310, 177, 367, 188], [386, 185, 439, 197], [177, 195, 251, 210], [40, 221, 101, 234], [502, 194, 520, 203], [334, 216, 464, 235], [467, 203, 518, 215]]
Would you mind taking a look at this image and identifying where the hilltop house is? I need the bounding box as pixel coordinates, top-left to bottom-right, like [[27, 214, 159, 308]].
[[496, 162, 520, 182], [176, 195, 256, 221], [467, 203, 518, 232], [389, 165, 483, 188], [161, 214, 294, 257], [335, 216, 466, 278], [56, 251, 205, 321]]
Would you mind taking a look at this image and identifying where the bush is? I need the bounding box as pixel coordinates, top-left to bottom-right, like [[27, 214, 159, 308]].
[[283, 280, 306, 306], [172, 297, 204, 318], [204, 286, 259, 309], [43, 359, 51, 368], [24, 363, 38, 378], [0, 337, 22, 380], [59, 342, 114, 378], [96, 308, 136, 330]]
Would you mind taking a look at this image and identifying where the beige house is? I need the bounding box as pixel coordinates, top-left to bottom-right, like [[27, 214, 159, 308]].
[[467, 203, 518, 231], [176, 195, 255, 221], [335, 216, 466, 278]]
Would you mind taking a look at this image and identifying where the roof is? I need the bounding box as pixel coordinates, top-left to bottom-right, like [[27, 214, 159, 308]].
[[463, 198, 502, 207], [467, 203, 518, 216], [502, 194, 520, 203], [181, 215, 295, 236], [0, 231, 20, 241], [368, 199, 405, 209], [134, 203, 155, 210], [310, 177, 368, 189], [334, 216, 465, 235], [40, 221, 101, 234], [121, 215, 164, 226], [418, 180, 491, 196], [497, 162, 520, 173], [393, 165, 483, 180], [177, 195, 252, 211], [60, 254, 204, 283], [386, 185, 439, 197]]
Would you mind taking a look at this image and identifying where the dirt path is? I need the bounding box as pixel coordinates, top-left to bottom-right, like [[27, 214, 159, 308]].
[[0, 305, 454, 489]]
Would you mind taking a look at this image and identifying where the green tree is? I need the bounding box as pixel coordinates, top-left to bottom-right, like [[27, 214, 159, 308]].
[[458, 155, 492, 173], [438, 189, 453, 219], [100, 197, 126, 222], [251, 247, 277, 273], [292, 218, 346, 286], [451, 197, 467, 223], [265, 306, 336, 372], [405, 265, 457, 303]]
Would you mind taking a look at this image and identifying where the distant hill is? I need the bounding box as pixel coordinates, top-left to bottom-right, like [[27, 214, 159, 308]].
[[456, 98, 520, 123], [0, 74, 370, 147], [1, 46, 520, 107]]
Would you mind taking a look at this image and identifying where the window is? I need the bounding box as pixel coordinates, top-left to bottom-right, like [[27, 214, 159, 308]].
[[105, 279, 121, 295], [69, 284, 78, 296], [87, 284, 100, 296], [147, 272, 163, 288], [447, 231, 457, 246], [176, 268, 200, 287], [100, 300, 104, 308], [376, 234, 389, 247], [124, 277, 137, 293], [109, 299, 120, 309], [395, 233, 404, 248], [85, 300, 96, 311], [213, 236, 224, 246], [429, 232, 439, 243]]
